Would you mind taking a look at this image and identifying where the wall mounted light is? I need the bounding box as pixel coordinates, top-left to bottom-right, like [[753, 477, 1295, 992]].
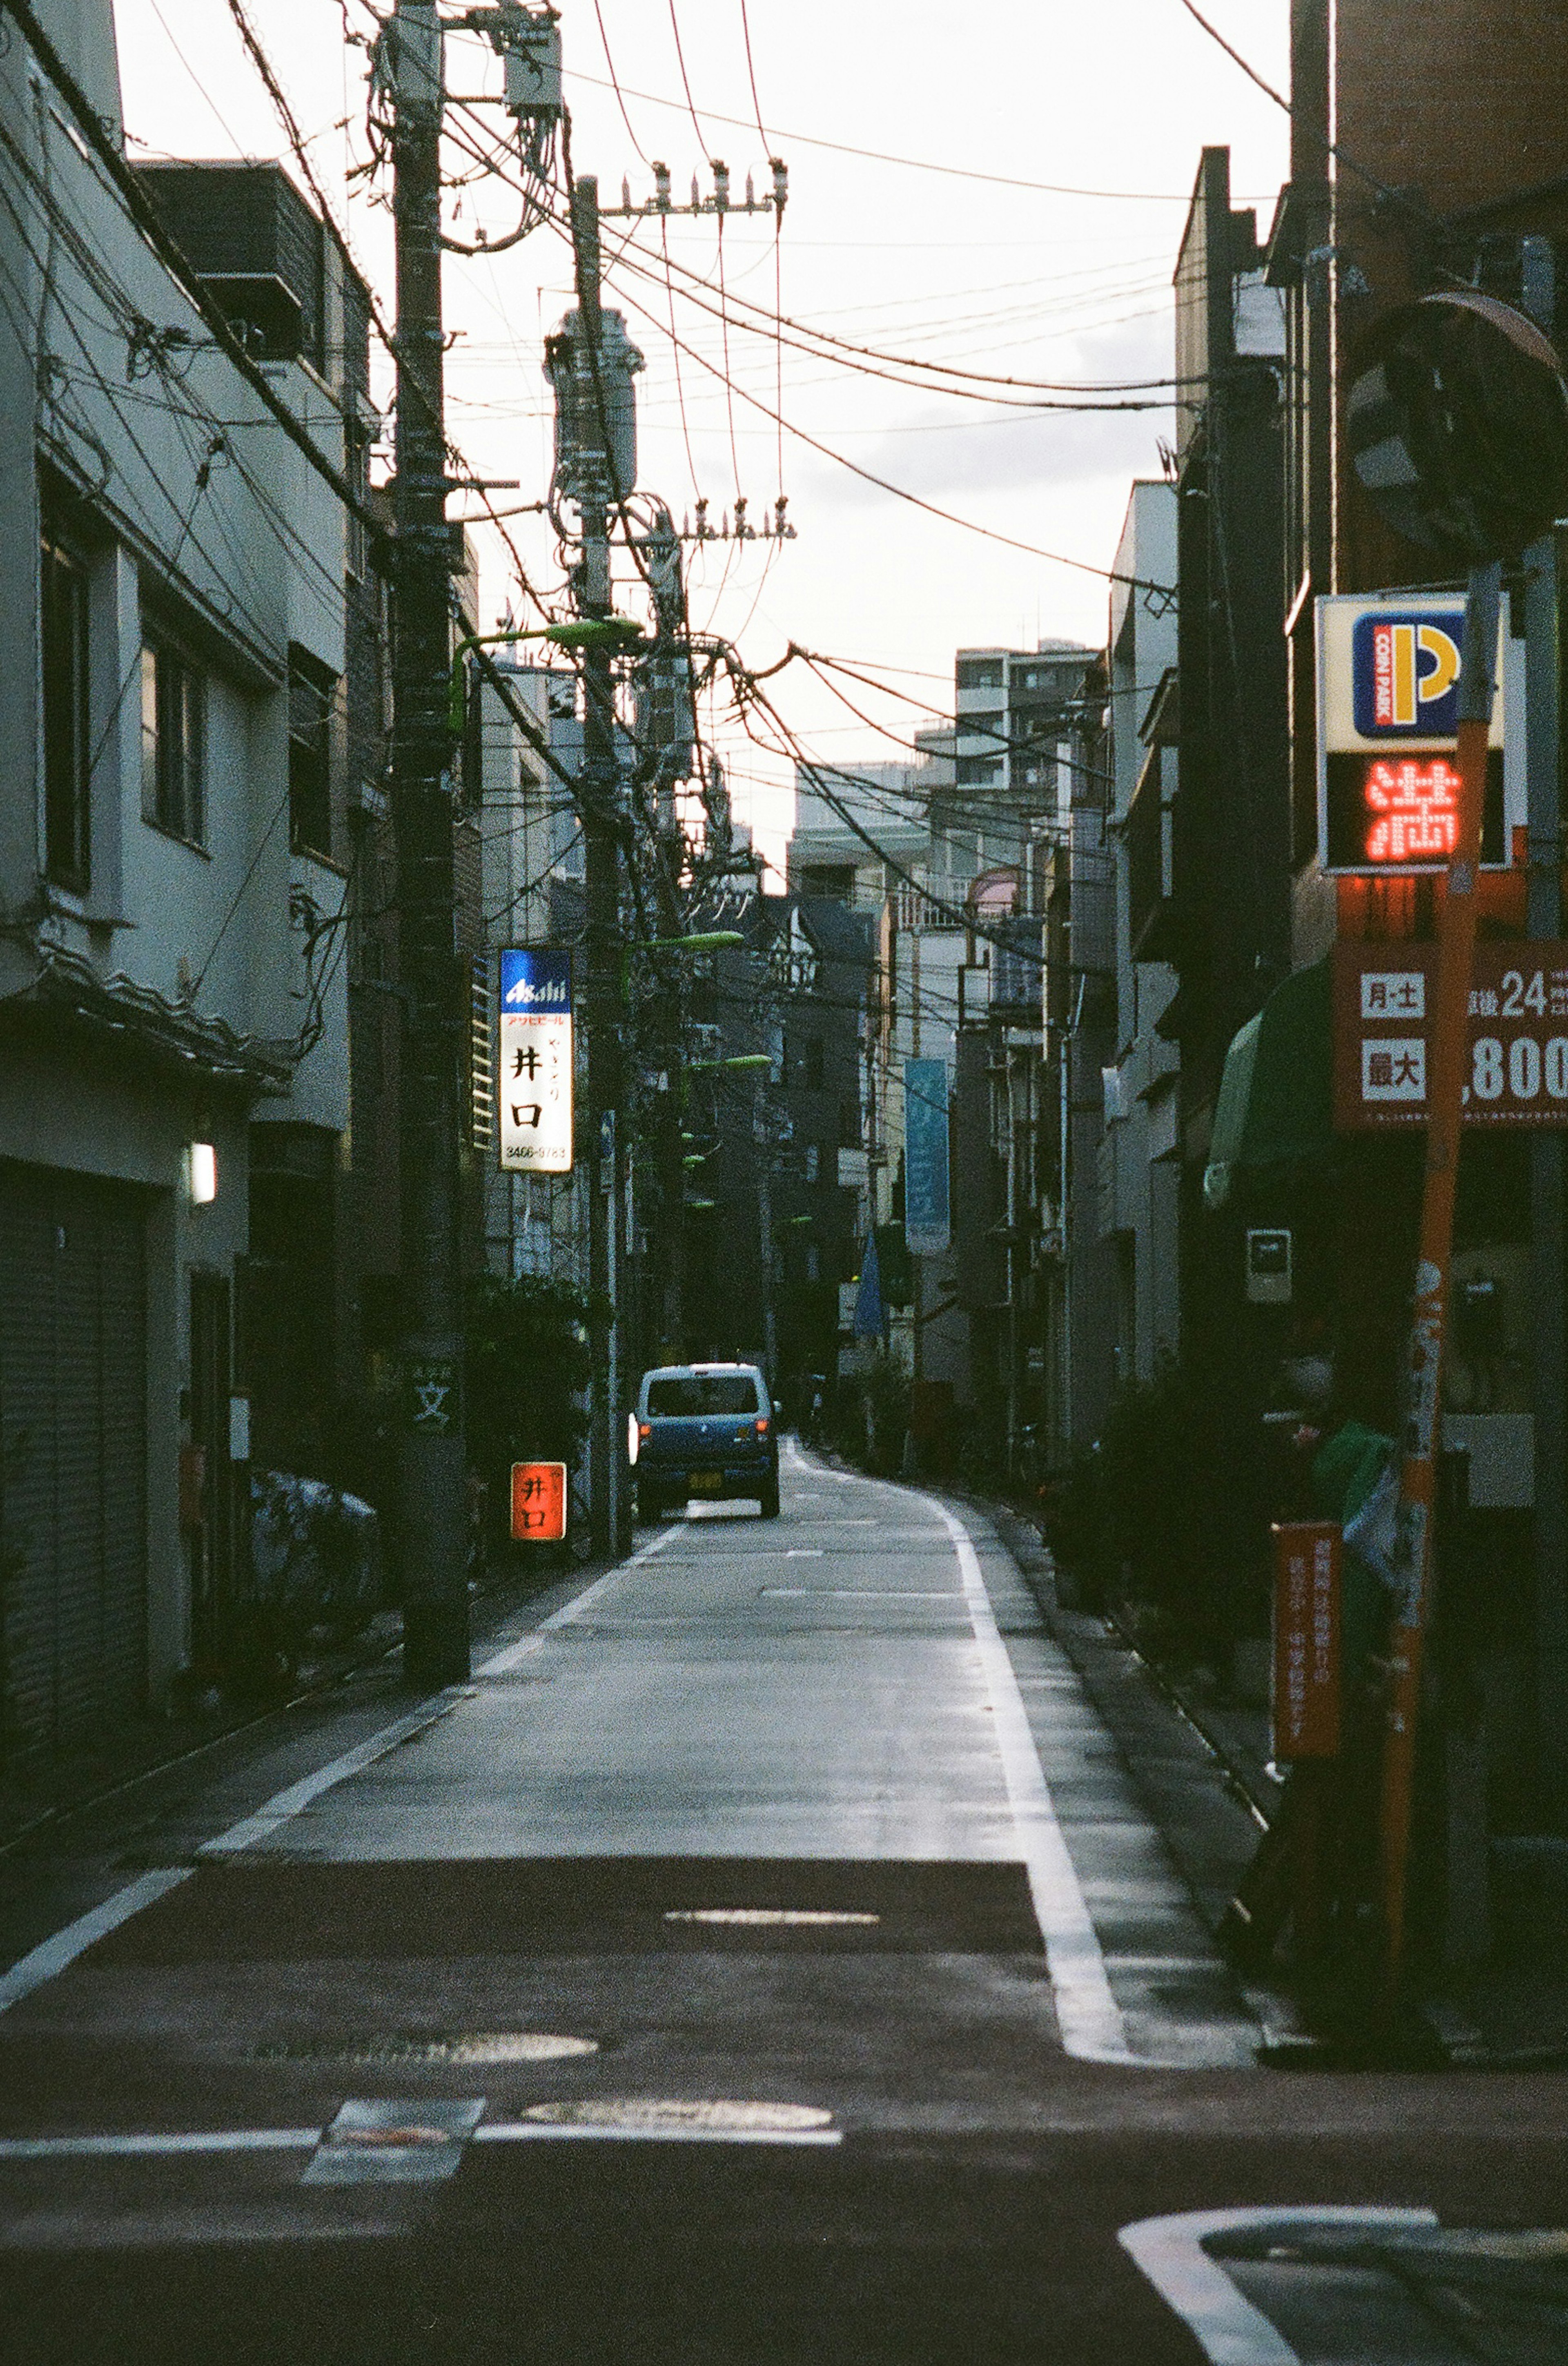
[[188, 1143, 218, 1205]]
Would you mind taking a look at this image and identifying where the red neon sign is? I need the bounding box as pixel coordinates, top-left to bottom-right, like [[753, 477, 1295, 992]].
[[510, 1461, 567, 1542], [1362, 756, 1461, 863]]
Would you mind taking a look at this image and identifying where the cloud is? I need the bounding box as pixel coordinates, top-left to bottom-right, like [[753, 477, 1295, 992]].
[[813, 312, 1177, 505]]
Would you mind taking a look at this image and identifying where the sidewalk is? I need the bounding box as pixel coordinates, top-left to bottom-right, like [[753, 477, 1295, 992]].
[[0, 1554, 596, 1863]]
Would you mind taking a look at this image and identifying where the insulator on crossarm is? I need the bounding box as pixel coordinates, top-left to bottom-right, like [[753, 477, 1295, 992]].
[[711, 160, 730, 212], [622, 178, 632, 211], [653, 161, 671, 211], [770, 158, 788, 219], [690, 175, 701, 212], [745, 173, 755, 208]]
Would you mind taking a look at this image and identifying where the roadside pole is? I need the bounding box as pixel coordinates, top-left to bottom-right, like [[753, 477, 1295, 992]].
[[1526, 526, 1568, 1822], [1378, 565, 1502, 1987], [568, 170, 628, 1560], [389, 0, 470, 1686]]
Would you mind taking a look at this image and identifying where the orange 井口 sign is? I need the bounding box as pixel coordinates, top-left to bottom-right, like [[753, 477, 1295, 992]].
[[510, 1461, 567, 1542], [1271, 1522, 1342, 1760]]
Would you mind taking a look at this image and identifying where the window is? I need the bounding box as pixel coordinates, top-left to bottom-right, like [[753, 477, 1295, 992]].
[[800, 863, 855, 901], [288, 648, 335, 857], [957, 658, 1003, 691], [42, 528, 91, 888], [958, 710, 1005, 744], [803, 1036, 825, 1091], [646, 1373, 761, 1417], [345, 418, 373, 582], [141, 631, 205, 845], [956, 756, 1002, 787]]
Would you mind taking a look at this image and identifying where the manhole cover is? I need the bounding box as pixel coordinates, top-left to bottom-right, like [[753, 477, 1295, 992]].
[[522, 2099, 835, 2133], [255, 2033, 597, 2066], [664, 1908, 880, 1928]]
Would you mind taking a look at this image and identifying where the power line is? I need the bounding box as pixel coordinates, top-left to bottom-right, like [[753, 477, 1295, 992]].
[[562, 65, 1231, 202]]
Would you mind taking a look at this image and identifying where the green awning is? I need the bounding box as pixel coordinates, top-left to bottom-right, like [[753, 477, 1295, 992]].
[[1203, 956, 1333, 1210]]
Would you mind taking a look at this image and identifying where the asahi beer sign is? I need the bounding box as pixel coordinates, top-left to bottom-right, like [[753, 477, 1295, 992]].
[[499, 948, 573, 1173], [1316, 594, 1522, 874]]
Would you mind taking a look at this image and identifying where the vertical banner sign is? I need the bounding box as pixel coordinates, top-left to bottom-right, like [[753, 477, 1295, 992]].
[[1315, 594, 1517, 874], [499, 949, 572, 1173], [904, 1058, 951, 1255], [510, 1461, 567, 1542], [1271, 1522, 1342, 1760]]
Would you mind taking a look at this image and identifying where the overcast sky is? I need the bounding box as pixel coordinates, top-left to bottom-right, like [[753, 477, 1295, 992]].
[[114, 0, 1290, 870]]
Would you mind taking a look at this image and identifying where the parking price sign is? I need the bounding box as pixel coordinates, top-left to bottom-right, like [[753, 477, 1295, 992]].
[[499, 949, 572, 1173], [1333, 942, 1568, 1131]]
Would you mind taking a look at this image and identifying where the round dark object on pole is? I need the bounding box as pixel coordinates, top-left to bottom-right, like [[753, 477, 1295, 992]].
[[1346, 292, 1568, 564]]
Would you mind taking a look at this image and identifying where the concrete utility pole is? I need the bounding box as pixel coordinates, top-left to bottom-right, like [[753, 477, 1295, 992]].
[[388, 0, 470, 1685], [568, 171, 630, 1560]]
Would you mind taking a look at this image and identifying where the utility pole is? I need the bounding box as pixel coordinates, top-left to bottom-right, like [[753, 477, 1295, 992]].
[[568, 171, 629, 1560], [388, 0, 470, 1685]]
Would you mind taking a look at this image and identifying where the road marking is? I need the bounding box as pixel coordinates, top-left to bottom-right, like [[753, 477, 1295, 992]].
[[0, 1533, 682, 2007], [0, 2129, 320, 2159], [513, 2098, 837, 2137], [0, 1869, 193, 2019], [304, 2097, 485, 2185], [0, 2114, 845, 2165], [474, 2121, 843, 2148], [1118, 2207, 1441, 2365], [664, 1908, 880, 1927], [759, 1588, 960, 1600], [923, 1493, 1132, 2066], [478, 1524, 678, 1672], [198, 1695, 470, 1857]]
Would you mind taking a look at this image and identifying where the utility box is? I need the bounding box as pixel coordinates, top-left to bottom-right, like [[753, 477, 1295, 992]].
[[1246, 1228, 1293, 1305]]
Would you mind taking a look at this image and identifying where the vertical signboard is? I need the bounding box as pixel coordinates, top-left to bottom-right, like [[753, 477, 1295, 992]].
[[1316, 594, 1519, 874], [499, 949, 573, 1173], [510, 1460, 568, 1541], [1271, 1522, 1342, 1760], [904, 1057, 951, 1255]]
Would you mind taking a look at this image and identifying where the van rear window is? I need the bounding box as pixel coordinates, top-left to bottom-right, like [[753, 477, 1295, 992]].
[[647, 1374, 760, 1416]]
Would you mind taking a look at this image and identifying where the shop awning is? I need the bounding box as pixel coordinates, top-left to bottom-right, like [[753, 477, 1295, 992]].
[[1203, 956, 1333, 1210]]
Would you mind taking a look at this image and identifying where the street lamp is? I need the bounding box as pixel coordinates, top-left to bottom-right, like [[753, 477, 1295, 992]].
[[446, 616, 642, 734]]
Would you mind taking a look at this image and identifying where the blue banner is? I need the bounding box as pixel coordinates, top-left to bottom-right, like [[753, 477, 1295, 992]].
[[500, 946, 572, 1012], [904, 1058, 950, 1256]]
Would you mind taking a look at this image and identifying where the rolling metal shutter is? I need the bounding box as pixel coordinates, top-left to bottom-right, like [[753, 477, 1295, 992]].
[[0, 1162, 148, 1771]]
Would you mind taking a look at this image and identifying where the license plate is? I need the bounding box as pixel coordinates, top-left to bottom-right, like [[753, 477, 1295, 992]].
[[689, 1471, 724, 1494]]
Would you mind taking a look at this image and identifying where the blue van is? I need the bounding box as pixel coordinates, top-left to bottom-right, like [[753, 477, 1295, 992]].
[[634, 1362, 780, 1522]]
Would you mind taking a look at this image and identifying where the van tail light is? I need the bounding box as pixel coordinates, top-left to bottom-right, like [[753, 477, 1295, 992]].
[[638, 1423, 651, 1441], [755, 1418, 770, 1436]]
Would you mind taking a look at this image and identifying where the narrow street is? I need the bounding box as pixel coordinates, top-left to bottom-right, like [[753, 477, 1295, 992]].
[[2, 1449, 1565, 2363]]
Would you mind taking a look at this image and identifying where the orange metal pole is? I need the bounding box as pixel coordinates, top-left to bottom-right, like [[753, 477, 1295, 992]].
[[1378, 562, 1503, 1991]]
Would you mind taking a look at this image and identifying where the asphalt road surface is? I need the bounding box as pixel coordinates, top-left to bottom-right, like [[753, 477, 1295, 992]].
[[1, 1444, 1564, 2363]]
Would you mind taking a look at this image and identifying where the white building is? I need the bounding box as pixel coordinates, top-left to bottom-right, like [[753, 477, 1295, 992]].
[[0, 1, 359, 1768], [1096, 480, 1182, 1391]]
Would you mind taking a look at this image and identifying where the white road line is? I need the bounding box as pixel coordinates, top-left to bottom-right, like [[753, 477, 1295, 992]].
[[212, 1532, 686, 1852], [0, 2121, 842, 2163], [0, 1869, 192, 2019], [198, 1695, 469, 1858], [477, 1525, 676, 1674], [1118, 2207, 1440, 2365], [0, 1537, 681, 2011], [924, 1492, 1132, 2066], [0, 2129, 319, 2160]]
